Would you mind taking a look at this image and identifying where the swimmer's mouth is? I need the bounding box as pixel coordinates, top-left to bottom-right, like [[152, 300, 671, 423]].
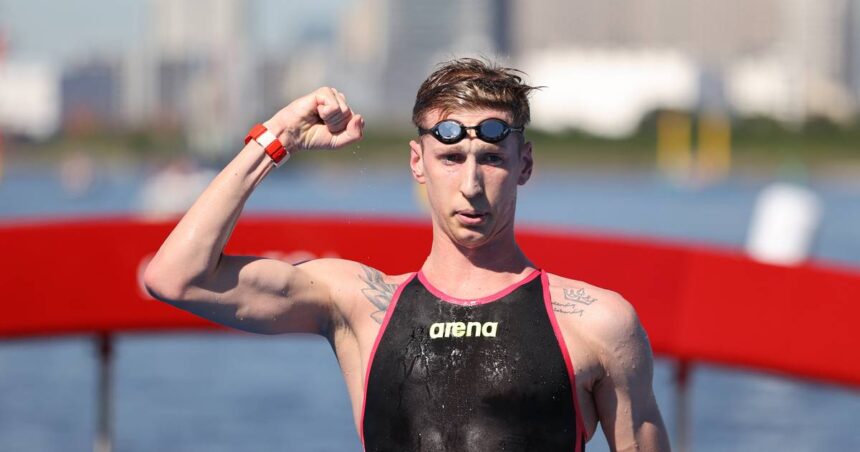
[[455, 210, 487, 225]]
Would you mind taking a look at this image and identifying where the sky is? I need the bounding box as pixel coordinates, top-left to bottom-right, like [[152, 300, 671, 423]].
[[0, 0, 348, 64]]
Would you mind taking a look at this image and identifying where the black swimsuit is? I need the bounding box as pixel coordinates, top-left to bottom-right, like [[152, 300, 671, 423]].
[[361, 269, 586, 451]]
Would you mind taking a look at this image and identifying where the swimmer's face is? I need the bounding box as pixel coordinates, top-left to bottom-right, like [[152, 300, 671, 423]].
[[410, 108, 533, 249]]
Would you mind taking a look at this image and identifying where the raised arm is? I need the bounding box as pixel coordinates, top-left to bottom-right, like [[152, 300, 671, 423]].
[[592, 296, 671, 452], [143, 87, 365, 335]]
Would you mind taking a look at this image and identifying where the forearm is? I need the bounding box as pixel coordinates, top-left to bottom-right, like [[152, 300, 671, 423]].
[[635, 420, 671, 452], [145, 121, 284, 298]]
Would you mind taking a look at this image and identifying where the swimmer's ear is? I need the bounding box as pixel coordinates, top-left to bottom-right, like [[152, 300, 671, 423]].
[[410, 139, 426, 184], [517, 141, 533, 185]]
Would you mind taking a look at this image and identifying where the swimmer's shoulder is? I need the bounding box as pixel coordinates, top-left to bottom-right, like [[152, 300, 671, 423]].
[[544, 272, 643, 349], [295, 258, 413, 309], [295, 258, 412, 286]]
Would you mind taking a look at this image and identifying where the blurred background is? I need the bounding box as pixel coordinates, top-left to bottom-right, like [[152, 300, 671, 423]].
[[2, 0, 860, 174], [0, 0, 859, 451]]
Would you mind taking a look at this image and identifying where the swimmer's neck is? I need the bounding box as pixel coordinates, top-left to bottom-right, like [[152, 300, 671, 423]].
[[421, 226, 534, 296]]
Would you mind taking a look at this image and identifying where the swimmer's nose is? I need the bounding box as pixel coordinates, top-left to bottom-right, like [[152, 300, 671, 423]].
[[459, 157, 483, 198]]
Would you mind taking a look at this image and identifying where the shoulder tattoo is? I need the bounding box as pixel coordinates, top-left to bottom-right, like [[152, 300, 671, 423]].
[[358, 265, 398, 324], [552, 287, 599, 317]]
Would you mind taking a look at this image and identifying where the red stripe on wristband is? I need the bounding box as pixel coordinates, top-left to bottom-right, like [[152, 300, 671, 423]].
[[245, 123, 288, 166]]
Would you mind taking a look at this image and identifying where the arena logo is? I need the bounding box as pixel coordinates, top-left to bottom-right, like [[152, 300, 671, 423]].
[[429, 321, 498, 339]]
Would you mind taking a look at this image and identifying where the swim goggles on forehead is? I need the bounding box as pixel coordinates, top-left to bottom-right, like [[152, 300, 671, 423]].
[[418, 118, 524, 144]]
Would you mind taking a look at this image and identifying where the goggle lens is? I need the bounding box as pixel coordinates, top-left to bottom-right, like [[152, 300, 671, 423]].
[[436, 121, 464, 142], [477, 119, 506, 141]]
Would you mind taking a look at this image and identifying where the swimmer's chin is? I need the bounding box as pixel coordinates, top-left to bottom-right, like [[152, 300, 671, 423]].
[[449, 229, 495, 250]]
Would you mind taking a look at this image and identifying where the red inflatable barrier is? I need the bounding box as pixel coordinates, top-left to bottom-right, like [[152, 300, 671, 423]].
[[1, 216, 858, 387]]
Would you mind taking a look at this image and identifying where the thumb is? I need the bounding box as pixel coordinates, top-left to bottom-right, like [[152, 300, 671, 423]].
[[335, 114, 365, 147]]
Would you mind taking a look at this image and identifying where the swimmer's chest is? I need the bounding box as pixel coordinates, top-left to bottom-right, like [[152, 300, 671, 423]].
[[362, 272, 581, 451]]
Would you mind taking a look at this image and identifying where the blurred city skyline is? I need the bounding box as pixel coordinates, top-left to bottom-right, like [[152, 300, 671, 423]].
[[1, 0, 860, 157], [0, 0, 347, 63]]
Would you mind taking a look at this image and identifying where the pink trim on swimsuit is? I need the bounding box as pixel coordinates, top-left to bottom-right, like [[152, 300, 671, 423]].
[[541, 270, 588, 452], [359, 272, 416, 449], [416, 268, 541, 306]]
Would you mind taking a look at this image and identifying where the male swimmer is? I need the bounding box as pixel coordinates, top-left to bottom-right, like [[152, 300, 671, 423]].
[[145, 59, 671, 451]]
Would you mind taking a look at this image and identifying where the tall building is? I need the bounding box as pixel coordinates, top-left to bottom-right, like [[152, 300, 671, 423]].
[[848, 0, 860, 102], [774, 0, 853, 121], [509, 0, 856, 129], [0, 61, 60, 139], [152, 0, 255, 154], [334, 0, 509, 123], [61, 60, 120, 132], [511, 0, 779, 66]]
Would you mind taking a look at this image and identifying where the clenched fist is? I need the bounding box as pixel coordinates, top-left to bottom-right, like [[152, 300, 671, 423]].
[[264, 87, 365, 154]]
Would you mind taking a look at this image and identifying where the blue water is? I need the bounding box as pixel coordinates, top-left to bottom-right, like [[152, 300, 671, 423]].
[[1, 160, 859, 451]]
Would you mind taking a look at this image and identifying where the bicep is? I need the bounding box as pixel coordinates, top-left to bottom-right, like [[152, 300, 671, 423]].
[[593, 305, 670, 451], [166, 255, 342, 335]]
